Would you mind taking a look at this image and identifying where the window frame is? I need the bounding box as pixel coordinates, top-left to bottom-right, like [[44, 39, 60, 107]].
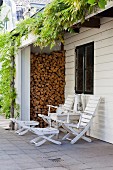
[[75, 42, 94, 94]]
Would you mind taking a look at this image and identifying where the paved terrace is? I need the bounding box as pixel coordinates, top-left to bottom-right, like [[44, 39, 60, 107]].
[[0, 126, 113, 170]]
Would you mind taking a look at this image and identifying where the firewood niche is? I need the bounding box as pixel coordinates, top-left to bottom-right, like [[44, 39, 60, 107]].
[[30, 51, 65, 127]]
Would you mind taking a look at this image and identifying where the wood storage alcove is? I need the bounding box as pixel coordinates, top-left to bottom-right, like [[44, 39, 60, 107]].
[[30, 51, 65, 127]]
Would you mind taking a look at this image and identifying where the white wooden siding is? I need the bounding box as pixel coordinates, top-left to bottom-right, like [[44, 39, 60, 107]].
[[64, 17, 113, 144]]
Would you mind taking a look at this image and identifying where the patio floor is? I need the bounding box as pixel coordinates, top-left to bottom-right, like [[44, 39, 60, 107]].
[[0, 127, 113, 170]]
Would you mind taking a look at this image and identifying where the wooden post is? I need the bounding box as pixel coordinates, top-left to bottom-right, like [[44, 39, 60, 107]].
[[10, 43, 15, 130], [61, 42, 64, 51]]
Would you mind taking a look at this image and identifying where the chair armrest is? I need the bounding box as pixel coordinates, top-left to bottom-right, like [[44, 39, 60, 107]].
[[47, 105, 58, 109], [47, 105, 58, 115], [54, 119, 67, 124], [64, 108, 73, 112], [38, 114, 43, 118], [65, 109, 83, 115], [38, 114, 53, 127], [38, 114, 52, 120]]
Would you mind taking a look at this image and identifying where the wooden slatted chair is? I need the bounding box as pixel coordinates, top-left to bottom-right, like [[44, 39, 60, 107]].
[[39, 94, 75, 127], [61, 96, 100, 144]]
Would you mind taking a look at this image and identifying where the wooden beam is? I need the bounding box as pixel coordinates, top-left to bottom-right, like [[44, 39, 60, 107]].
[[10, 41, 15, 130], [72, 17, 100, 29], [64, 27, 80, 34], [10, 54, 15, 130], [72, 28, 80, 33], [71, 7, 113, 31], [98, 7, 113, 17], [81, 17, 100, 28]]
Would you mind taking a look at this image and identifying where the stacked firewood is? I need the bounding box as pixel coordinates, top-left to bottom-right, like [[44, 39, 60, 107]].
[[30, 51, 65, 127]]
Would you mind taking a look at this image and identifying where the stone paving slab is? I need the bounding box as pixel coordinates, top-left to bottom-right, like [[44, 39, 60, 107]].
[[0, 127, 113, 170]]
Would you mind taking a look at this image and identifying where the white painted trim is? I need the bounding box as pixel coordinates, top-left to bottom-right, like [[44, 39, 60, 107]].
[[19, 34, 37, 49], [21, 46, 30, 121]]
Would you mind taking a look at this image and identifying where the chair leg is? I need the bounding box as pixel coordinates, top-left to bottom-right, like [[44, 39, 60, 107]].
[[55, 122, 59, 139], [35, 134, 61, 146], [30, 136, 42, 144], [62, 133, 71, 141], [15, 128, 24, 134], [71, 133, 83, 144], [18, 129, 29, 135], [62, 124, 75, 141], [42, 135, 61, 145], [35, 138, 47, 147], [70, 125, 90, 144], [82, 136, 92, 142]]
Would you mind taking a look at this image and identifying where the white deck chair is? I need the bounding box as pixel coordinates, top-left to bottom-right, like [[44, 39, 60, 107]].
[[30, 127, 61, 146], [38, 95, 75, 127], [10, 118, 39, 135], [61, 96, 100, 144]]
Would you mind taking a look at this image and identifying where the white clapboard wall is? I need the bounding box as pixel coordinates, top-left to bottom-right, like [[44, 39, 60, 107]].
[[64, 17, 113, 144]]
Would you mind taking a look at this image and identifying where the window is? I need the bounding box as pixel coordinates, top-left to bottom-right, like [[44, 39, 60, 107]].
[[75, 42, 94, 94]]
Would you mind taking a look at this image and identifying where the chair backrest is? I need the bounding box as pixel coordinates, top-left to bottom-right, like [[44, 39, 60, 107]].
[[78, 96, 100, 128], [63, 95, 75, 110], [56, 95, 75, 114]]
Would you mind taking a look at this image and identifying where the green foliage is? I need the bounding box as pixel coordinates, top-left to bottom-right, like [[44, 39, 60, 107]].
[[0, 33, 16, 118], [0, 0, 108, 118], [88, 0, 96, 5], [14, 104, 20, 118], [30, 0, 107, 48], [98, 0, 107, 8]]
